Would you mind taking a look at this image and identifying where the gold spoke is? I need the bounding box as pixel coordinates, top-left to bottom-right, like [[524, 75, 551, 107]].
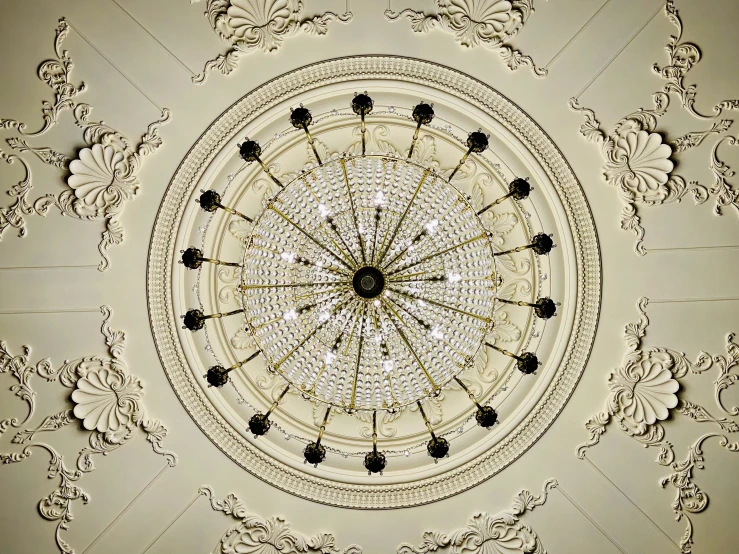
[[388, 287, 490, 323], [270, 206, 355, 271], [340, 159, 367, 265], [246, 243, 350, 277], [376, 169, 431, 265], [242, 281, 351, 290], [388, 232, 487, 277], [350, 303, 367, 409], [274, 294, 354, 369], [381, 200, 458, 271], [381, 300, 438, 392]]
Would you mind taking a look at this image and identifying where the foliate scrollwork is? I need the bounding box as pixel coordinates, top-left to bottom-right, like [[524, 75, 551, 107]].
[[200, 486, 363, 554], [0, 19, 171, 270], [1, 306, 177, 554], [569, 0, 739, 253], [660, 433, 739, 553], [193, 0, 353, 84], [577, 298, 738, 553], [0, 19, 86, 137], [0, 149, 33, 241], [397, 479, 556, 553], [1, 443, 90, 554], [0, 339, 50, 426], [385, 0, 545, 78], [569, 95, 736, 254], [654, 0, 739, 120]]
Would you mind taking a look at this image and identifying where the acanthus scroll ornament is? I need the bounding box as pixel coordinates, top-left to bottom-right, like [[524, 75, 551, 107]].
[[0, 306, 176, 554], [385, 0, 546, 78], [569, 0, 739, 254], [654, 0, 739, 120], [0, 18, 171, 270], [193, 0, 353, 84], [200, 486, 363, 554], [397, 479, 557, 553], [577, 298, 739, 553]]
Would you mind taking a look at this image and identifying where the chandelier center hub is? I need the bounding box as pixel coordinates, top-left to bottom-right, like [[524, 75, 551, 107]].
[[353, 266, 385, 299]]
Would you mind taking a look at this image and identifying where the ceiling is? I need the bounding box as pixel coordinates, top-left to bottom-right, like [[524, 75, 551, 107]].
[[0, 1, 738, 553]]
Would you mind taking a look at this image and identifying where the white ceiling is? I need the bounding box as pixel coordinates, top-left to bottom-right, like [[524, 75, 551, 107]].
[[0, 1, 738, 553]]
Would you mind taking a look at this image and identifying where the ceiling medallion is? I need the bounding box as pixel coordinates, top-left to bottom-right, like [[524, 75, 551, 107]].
[[179, 95, 556, 474], [148, 56, 600, 508]]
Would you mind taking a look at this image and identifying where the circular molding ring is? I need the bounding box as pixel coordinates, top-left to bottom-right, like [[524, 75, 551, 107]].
[[147, 55, 601, 509]]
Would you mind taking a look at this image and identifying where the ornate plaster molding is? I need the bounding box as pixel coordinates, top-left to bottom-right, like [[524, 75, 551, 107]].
[[0, 19, 85, 137], [397, 479, 556, 553], [0, 19, 170, 270], [200, 486, 363, 554], [569, 0, 738, 255], [0, 306, 177, 554], [385, 0, 546, 78], [148, 55, 600, 507], [654, 0, 739, 120], [577, 297, 739, 553], [193, 0, 353, 84]]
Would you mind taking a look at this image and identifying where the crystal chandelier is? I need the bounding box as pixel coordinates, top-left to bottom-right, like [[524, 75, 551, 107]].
[[180, 94, 556, 474]]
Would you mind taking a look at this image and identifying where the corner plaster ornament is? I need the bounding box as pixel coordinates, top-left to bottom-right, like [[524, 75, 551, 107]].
[[577, 298, 739, 553], [385, 0, 546, 78], [654, 0, 739, 120], [397, 479, 556, 554], [0, 19, 86, 137], [0, 306, 176, 554], [199, 486, 364, 554], [569, 0, 738, 254], [0, 18, 171, 270], [193, 0, 353, 84]]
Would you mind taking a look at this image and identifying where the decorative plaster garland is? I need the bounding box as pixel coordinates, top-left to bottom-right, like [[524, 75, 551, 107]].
[[147, 55, 600, 508], [201, 486, 363, 554], [577, 297, 739, 553], [385, 0, 546, 78], [192, 0, 353, 84], [397, 479, 556, 553], [0, 306, 177, 554], [569, 0, 739, 255], [0, 19, 170, 270], [201, 479, 556, 554]]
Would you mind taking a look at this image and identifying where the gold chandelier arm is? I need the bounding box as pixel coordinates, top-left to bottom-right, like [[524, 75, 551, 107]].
[[302, 122, 322, 166]]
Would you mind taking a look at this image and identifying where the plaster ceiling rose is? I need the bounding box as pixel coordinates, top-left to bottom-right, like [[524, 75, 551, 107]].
[[147, 56, 600, 508]]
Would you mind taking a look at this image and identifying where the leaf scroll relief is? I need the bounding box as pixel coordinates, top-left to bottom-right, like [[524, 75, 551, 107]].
[[0, 18, 171, 270], [192, 0, 353, 84], [396, 479, 557, 554], [200, 486, 364, 554], [0, 306, 176, 554], [568, 0, 739, 255], [577, 297, 739, 553], [385, 0, 546, 78]]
